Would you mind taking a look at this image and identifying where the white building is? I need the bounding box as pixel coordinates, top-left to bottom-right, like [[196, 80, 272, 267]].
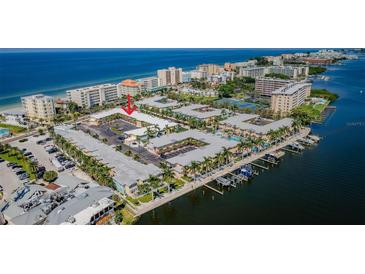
[[67, 84, 118, 108], [235, 60, 257, 68], [137, 77, 160, 92], [239, 67, 269, 78], [190, 69, 208, 79], [182, 71, 191, 83], [157, 67, 183, 86], [268, 66, 309, 79], [21, 94, 56, 122]]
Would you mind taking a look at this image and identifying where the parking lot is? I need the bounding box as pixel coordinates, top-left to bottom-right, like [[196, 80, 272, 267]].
[[10, 134, 57, 172], [0, 161, 22, 201]]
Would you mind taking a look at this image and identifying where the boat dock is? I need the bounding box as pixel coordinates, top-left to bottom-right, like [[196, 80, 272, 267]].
[[251, 162, 269, 170], [259, 157, 278, 165], [204, 184, 224, 195], [134, 128, 312, 217]]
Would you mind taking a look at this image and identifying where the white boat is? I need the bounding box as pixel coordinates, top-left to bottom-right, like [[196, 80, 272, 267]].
[[289, 142, 305, 150], [308, 135, 321, 143]]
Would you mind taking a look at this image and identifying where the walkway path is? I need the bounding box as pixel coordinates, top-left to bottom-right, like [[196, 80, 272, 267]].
[[134, 128, 311, 217]]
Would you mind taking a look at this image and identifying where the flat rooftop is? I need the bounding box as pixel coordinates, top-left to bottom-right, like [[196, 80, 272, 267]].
[[172, 104, 223, 119], [147, 129, 239, 167], [90, 108, 176, 129], [46, 186, 114, 225], [54, 125, 161, 187], [136, 96, 179, 108], [220, 114, 293, 135], [272, 82, 311, 95]]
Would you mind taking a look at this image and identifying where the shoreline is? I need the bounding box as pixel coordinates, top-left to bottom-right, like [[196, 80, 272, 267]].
[[134, 128, 311, 217], [0, 66, 200, 112]]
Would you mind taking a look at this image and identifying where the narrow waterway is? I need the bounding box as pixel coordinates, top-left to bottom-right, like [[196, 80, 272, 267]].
[[137, 56, 365, 225]]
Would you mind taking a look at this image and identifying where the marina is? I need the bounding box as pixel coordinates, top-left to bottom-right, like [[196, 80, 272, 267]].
[[134, 127, 311, 217]]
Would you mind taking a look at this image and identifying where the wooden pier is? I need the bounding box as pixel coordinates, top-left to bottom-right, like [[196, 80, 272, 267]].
[[204, 184, 224, 195], [281, 147, 301, 154], [251, 162, 269, 170], [259, 157, 278, 165]]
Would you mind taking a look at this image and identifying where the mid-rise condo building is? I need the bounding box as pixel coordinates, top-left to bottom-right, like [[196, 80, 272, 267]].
[[21, 94, 56, 122], [67, 84, 118, 108], [271, 82, 312, 114], [117, 79, 142, 96], [269, 65, 309, 79], [137, 77, 160, 92], [239, 67, 269, 78], [255, 77, 294, 97]]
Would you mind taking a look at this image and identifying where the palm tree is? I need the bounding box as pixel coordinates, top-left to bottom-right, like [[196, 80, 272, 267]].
[[160, 162, 173, 181], [71, 112, 80, 129], [237, 140, 248, 159], [190, 161, 200, 179], [147, 175, 160, 190], [221, 147, 232, 165]]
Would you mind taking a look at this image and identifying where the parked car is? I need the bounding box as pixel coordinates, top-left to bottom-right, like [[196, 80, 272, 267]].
[[65, 163, 75, 169], [37, 171, 45, 179], [45, 137, 53, 142], [37, 166, 46, 172], [0, 159, 4, 163], [19, 138, 28, 143], [24, 152, 32, 156], [30, 158, 38, 163], [36, 140, 46, 145], [15, 170, 26, 175], [7, 162, 17, 167], [0, 185, 3, 192], [18, 173, 29, 180], [12, 165, 22, 169]]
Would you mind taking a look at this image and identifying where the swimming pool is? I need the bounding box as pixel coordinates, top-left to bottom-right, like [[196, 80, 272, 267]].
[[0, 128, 10, 138], [229, 136, 243, 142]]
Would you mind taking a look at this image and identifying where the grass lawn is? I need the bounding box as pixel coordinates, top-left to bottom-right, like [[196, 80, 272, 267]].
[[138, 193, 153, 203], [126, 196, 140, 206], [158, 186, 168, 194], [110, 127, 123, 135], [181, 175, 193, 182], [166, 177, 185, 188], [232, 92, 247, 99], [0, 123, 27, 134], [121, 208, 136, 225], [296, 102, 328, 121], [0, 151, 36, 180]]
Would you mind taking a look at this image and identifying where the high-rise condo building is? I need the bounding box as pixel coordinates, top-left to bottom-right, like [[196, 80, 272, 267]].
[[157, 67, 183, 86], [196, 64, 221, 76]]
